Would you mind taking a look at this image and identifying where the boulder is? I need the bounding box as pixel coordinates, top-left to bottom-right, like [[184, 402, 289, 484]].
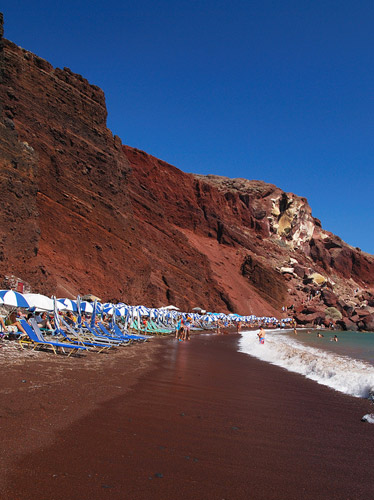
[[280, 267, 295, 275], [308, 272, 327, 285], [336, 318, 357, 331], [360, 313, 374, 332], [321, 289, 338, 308], [300, 306, 319, 315], [293, 264, 305, 278], [295, 311, 325, 325], [343, 304, 354, 317], [357, 309, 371, 318], [325, 307, 342, 321]]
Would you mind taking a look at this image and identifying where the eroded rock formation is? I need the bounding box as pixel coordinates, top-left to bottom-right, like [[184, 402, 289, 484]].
[[1, 14, 374, 327]]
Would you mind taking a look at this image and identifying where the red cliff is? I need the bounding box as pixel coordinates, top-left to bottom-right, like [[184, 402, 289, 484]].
[[1, 14, 374, 326]]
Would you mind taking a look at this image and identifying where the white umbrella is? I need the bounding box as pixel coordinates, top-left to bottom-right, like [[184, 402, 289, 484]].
[[24, 293, 64, 311], [160, 305, 180, 311]]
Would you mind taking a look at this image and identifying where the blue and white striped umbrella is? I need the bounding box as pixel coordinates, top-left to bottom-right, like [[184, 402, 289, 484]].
[[117, 305, 129, 317], [0, 290, 31, 308], [133, 305, 150, 316], [102, 304, 122, 317], [80, 301, 94, 314], [57, 298, 78, 312]]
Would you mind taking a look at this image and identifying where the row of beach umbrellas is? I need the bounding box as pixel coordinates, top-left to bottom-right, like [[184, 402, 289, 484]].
[[0, 290, 291, 325]]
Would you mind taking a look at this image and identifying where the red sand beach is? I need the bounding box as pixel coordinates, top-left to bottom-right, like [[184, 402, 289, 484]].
[[0, 333, 373, 500]]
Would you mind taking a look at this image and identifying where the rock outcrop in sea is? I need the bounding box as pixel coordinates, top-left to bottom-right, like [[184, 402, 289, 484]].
[[1, 14, 374, 328]]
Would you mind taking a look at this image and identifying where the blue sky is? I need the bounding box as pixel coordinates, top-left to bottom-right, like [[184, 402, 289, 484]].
[[2, 1, 373, 253]]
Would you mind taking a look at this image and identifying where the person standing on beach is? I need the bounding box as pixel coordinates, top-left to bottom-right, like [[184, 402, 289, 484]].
[[236, 321, 242, 333], [184, 316, 191, 341], [258, 326, 265, 344], [176, 317, 181, 339], [177, 318, 185, 341], [292, 318, 297, 335]]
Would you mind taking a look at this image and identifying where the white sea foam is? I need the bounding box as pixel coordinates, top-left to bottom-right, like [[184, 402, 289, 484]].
[[361, 414, 374, 423], [239, 330, 374, 399]]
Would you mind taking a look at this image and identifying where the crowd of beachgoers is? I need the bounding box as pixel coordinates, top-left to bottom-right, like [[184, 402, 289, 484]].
[[0, 289, 293, 355]]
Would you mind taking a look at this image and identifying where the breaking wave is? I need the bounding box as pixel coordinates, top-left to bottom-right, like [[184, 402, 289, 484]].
[[239, 330, 374, 399]]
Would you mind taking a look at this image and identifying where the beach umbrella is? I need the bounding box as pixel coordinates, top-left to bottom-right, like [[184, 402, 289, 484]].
[[23, 293, 63, 312], [0, 290, 31, 308], [102, 303, 113, 314], [102, 303, 120, 316], [103, 304, 124, 317], [134, 305, 150, 316], [80, 301, 94, 314], [117, 305, 130, 318], [57, 298, 78, 312]]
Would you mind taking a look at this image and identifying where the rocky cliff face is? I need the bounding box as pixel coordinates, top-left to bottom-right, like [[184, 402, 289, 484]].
[[1, 15, 374, 328]]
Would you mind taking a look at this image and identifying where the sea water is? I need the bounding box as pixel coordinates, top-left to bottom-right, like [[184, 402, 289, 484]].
[[238, 329, 374, 400]]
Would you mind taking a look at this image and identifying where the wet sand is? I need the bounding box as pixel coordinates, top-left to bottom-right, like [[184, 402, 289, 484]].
[[1, 333, 373, 499]]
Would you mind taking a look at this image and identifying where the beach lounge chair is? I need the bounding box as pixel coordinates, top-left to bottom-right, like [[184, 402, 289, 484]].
[[34, 318, 114, 353], [97, 322, 133, 343], [83, 322, 128, 345], [111, 323, 149, 341], [59, 318, 120, 345], [19, 319, 87, 356], [147, 319, 173, 334]]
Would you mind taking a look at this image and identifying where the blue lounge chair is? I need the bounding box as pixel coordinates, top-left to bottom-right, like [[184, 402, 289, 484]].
[[97, 322, 134, 343], [19, 319, 87, 356], [33, 318, 114, 353], [111, 323, 149, 341], [83, 322, 128, 345]]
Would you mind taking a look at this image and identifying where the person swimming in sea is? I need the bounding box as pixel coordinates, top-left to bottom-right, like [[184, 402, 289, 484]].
[[331, 335, 338, 342]]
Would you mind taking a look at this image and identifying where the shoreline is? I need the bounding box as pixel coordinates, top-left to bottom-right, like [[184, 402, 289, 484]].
[[1, 333, 373, 499]]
